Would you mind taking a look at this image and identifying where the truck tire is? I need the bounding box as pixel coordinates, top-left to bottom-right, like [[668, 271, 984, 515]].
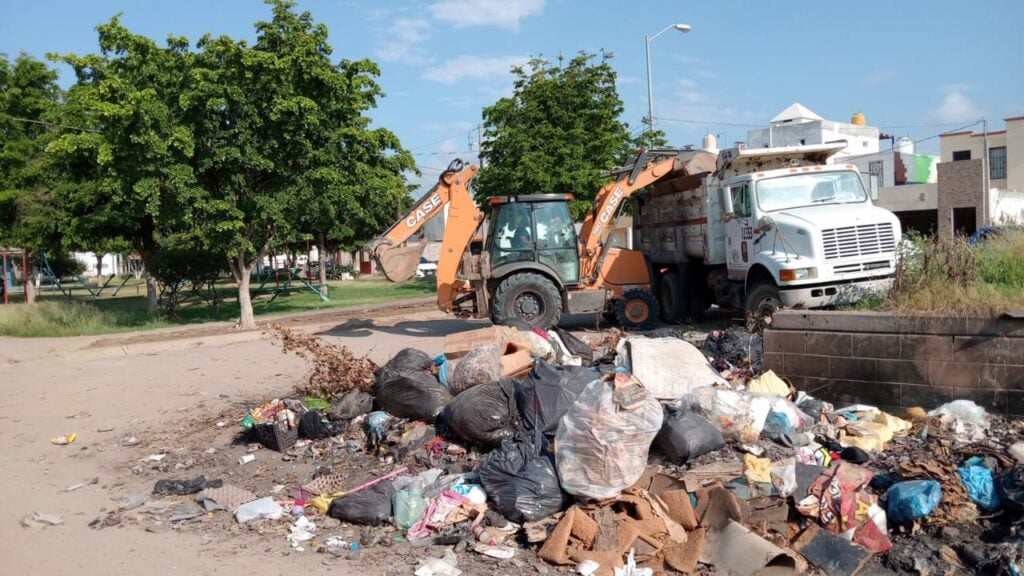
[[615, 289, 660, 330], [745, 281, 781, 332], [491, 272, 563, 329], [659, 273, 684, 324]]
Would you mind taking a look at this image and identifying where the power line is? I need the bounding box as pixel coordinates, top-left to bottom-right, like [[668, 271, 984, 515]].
[[0, 113, 100, 133], [655, 116, 763, 128], [407, 127, 477, 152]]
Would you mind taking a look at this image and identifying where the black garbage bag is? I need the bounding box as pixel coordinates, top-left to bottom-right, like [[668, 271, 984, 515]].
[[478, 431, 571, 523], [300, 410, 344, 439], [997, 464, 1024, 515], [326, 389, 373, 421], [153, 475, 223, 496], [516, 359, 598, 437], [442, 378, 520, 447], [702, 329, 763, 372], [551, 327, 594, 364], [374, 348, 452, 422], [327, 481, 395, 525], [653, 404, 725, 465], [385, 348, 435, 372]]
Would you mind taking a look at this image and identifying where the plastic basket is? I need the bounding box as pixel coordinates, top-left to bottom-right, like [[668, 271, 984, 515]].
[[253, 421, 299, 451]]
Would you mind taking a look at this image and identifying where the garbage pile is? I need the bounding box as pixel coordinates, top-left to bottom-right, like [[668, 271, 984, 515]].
[[115, 326, 1024, 575]]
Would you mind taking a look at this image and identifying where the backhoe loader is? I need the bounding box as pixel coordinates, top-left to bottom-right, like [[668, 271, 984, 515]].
[[367, 150, 709, 328]]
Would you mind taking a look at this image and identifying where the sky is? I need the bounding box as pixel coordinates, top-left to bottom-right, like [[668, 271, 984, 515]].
[[2, 0, 1022, 193]]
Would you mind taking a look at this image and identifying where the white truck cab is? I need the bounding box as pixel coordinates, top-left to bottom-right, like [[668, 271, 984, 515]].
[[634, 143, 901, 325]]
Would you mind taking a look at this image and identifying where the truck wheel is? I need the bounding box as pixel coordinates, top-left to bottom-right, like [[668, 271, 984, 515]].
[[491, 272, 563, 329], [659, 273, 683, 324], [615, 289, 660, 330], [745, 282, 781, 332]]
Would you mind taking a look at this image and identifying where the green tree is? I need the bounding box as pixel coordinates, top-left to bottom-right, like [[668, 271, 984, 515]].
[[48, 20, 196, 313], [475, 51, 642, 220], [180, 0, 412, 328], [0, 53, 64, 301]]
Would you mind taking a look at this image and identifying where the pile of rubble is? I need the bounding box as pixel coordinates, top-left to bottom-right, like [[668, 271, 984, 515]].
[[105, 325, 1024, 575]]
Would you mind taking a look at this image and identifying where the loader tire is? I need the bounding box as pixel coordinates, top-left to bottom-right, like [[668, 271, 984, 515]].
[[615, 289, 660, 330], [491, 272, 563, 329]]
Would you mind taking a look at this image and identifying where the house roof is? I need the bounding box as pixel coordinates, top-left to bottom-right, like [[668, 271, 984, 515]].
[[771, 102, 823, 123]]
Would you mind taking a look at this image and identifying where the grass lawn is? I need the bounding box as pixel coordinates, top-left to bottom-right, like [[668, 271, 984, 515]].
[[0, 275, 436, 337]]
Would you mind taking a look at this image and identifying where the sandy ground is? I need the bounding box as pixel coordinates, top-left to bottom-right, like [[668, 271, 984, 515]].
[[0, 307, 500, 576], [1, 301, 730, 576]]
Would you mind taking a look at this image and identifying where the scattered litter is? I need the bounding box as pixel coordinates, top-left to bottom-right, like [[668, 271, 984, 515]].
[[21, 512, 64, 529], [473, 544, 516, 559], [238, 454, 255, 465], [888, 480, 943, 524], [51, 432, 77, 445], [234, 497, 285, 523], [63, 483, 84, 492], [141, 454, 165, 462], [153, 475, 222, 496], [414, 550, 461, 576], [123, 436, 140, 446]]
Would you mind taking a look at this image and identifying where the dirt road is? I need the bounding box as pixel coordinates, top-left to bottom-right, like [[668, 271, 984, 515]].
[[0, 308, 494, 576]]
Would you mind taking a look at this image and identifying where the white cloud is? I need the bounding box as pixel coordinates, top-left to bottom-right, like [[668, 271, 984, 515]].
[[375, 17, 433, 64], [422, 54, 529, 84], [930, 86, 983, 123], [428, 0, 544, 30]]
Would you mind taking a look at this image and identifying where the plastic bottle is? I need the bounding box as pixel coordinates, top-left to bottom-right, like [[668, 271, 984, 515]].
[[472, 524, 496, 546]]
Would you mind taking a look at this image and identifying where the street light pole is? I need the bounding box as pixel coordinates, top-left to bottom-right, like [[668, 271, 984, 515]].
[[644, 22, 691, 134]]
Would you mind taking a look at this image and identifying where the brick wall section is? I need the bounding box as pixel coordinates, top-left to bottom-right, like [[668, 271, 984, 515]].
[[763, 310, 1024, 417], [937, 159, 984, 237]]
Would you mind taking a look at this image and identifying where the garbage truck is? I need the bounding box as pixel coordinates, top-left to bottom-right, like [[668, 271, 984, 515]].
[[634, 142, 901, 326]]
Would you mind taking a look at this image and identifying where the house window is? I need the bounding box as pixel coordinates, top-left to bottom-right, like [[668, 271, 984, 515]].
[[990, 146, 1007, 180], [952, 150, 971, 161]]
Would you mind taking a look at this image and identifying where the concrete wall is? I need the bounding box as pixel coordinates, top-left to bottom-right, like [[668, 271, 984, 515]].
[[1008, 118, 1024, 192], [763, 310, 1024, 417], [937, 159, 984, 236], [747, 120, 879, 160], [876, 182, 937, 213]]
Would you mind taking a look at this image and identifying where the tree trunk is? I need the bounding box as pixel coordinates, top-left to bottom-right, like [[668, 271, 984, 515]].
[[96, 254, 103, 277], [230, 253, 257, 330], [24, 249, 35, 304], [318, 233, 328, 297], [145, 271, 158, 314]]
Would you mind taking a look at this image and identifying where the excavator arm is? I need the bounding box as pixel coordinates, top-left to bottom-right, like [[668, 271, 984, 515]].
[[368, 160, 481, 309], [577, 150, 681, 284]]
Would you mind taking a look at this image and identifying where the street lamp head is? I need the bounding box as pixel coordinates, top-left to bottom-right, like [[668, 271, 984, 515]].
[[673, 23, 692, 33]]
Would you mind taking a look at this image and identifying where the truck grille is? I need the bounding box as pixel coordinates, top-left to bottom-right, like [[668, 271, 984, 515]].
[[821, 223, 895, 261]]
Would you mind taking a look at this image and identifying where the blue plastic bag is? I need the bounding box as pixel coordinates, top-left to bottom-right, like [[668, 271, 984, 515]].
[[887, 480, 943, 523], [433, 354, 450, 387], [958, 464, 1001, 510]]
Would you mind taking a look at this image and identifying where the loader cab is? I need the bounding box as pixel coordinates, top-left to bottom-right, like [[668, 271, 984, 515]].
[[486, 195, 580, 284]]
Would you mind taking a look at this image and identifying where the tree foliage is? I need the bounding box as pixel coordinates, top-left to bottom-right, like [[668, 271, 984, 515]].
[[0, 53, 63, 252], [44, 0, 412, 328], [475, 51, 644, 220]]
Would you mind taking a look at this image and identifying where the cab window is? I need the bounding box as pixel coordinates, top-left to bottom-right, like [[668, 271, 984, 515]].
[[731, 184, 752, 218]]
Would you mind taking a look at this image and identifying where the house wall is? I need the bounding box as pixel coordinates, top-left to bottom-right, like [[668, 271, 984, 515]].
[[937, 159, 984, 236]]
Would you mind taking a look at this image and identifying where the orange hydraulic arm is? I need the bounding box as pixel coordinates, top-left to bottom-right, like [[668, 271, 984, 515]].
[[577, 150, 680, 284], [369, 160, 481, 311]]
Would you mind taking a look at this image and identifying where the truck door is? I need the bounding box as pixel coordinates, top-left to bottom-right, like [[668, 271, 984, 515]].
[[724, 183, 753, 281]]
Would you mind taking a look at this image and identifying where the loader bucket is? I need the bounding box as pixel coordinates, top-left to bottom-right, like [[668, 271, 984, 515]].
[[374, 243, 427, 282]]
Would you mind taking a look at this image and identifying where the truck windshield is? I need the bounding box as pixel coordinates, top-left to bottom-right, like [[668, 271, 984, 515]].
[[756, 171, 867, 212]]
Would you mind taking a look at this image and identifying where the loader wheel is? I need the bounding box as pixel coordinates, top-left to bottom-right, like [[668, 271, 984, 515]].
[[615, 289, 660, 330], [745, 282, 781, 332], [659, 273, 683, 324], [491, 272, 563, 329]]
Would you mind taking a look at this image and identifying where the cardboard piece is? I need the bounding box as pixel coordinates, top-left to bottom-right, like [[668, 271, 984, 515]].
[[539, 507, 597, 565], [660, 489, 698, 530], [500, 349, 534, 377], [443, 326, 528, 359], [702, 520, 797, 576], [664, 527, 705, 574], [680, 461, 744, 492]]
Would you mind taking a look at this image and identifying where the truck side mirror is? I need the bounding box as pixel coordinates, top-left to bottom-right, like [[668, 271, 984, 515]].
[[720, 187, 735, 217], [757, 216, 775, 232]]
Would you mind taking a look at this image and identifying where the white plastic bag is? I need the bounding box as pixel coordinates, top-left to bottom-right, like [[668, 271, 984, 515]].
[[555, 376, 663, 500], [619, 337, 727, 400]]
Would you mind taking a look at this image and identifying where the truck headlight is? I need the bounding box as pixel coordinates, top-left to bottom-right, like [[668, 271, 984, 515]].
[[779, 267, 817, 281]]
